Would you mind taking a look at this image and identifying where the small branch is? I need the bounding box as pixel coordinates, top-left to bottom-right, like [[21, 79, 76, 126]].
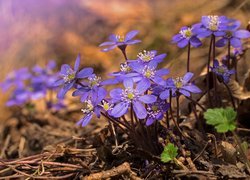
[[83, 162, 141, 180]]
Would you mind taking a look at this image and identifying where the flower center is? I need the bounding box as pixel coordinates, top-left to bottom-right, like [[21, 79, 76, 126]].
[[63, 70, 76, 83], [173, 77, 184, 89], [120, 62, 131, 72], [81, 100, 94, 114], [121, 88, 139, 102], [208, 15, 220, 31], [225, 31, 233, 38], [180, 28, 192, 39], [88, 75, 101, 87], [116, 35, 125, 42], [142, 66, 155, 78], [151, 105, 158, 111], [216, 66, 227, 74], [137, 50, 155, 62], [101, 100, 113, 111]]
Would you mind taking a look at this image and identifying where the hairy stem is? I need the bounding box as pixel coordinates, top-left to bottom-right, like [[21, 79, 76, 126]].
[[187, 42, 191, 72], [207, 36, 214, 107], [222, 81, 236, 110]]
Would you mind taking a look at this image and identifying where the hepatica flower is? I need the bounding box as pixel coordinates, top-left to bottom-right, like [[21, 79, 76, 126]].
[[195, 15, 229, 37], [215, 25, 250, 48], [77, 99, 101, 127], [146, 99, 169, 126], [160, 72, 202, 99], [128, 61, 169, 86], [54, 54, 93, 99], [73, 74, 116, 102], [110, 79, 157, 119], [99, 30, 141, 52], [211, 60, 235, 83], [129, 50, 166, 64], [1, 68, 31, 92], [172, 26, 202, 48]]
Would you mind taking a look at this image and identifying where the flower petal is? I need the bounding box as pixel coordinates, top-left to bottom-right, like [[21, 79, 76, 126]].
[[160, 89, 170, 100], [179, 89, 191, 97], [234, 30, 250, 39], [230, 38, 242, 48], [155, 69, 169, 76], [215, 38, 227, 47], [60, 64, 71, 75], [77, 68, 93, 78], [177, 39, 189, 48], [182, 85, 202, 93], [111, 102, 129, 117], [190, 36, 202, 47], [77, 113, 93, 127], [183, 72, 194, 83], [57, 82, 74, 99], [125, 30, 139, 41], [133, 101, 147, 119], [99, 41, 116, 47], [136, 78, 150, 94], [123, 78, 134, 89], [74, 54, 80, 71], [139, 95, 157, 104], [110, 88, 122, 101]]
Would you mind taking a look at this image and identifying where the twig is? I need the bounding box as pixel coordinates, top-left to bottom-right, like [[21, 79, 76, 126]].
[[193, 141, 209, 162], [0, 135, 11, 158], [83, 162, 141, 180]]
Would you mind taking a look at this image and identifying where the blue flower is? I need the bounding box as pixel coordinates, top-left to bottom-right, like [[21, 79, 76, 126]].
[[77, 99, 101, 127], [72, 74, 116, 102], [215, 25, 250, 48], [54, 54, 93, 99], [128, 50, 167, 64], [110, 79, 157, 119], [127, 61, 169, 86], [172, 26, 202, 48], [160, 72, 202, 99], [194, 15, 229, 38], [77, 87, 107, 126], [211, 60, 235, 83], [99, 30, 141, 52], [146, 99, 169, 126], [1, 68, 31, 92]]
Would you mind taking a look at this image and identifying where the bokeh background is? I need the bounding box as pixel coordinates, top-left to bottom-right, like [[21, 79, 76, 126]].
[[0, 0, 249, 118]]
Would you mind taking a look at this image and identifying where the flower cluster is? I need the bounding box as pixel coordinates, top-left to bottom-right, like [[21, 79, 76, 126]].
[[1, 61, 64, 110], [2, 15, 249, 157]]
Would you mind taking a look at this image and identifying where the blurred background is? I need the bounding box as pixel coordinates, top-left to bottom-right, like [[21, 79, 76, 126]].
[[0, 0, 249, 116]]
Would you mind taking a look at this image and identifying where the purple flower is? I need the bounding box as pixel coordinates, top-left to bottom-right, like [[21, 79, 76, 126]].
[[77, 99, 101, 127], [194, 15, 229, 38], [215, 27, 250, 48], [127, 61, 169, 86], [110, 79, 157, 119], [128, 50, 166, 64], [77, 87, 107, 127], [99, 30, 141, 52], [6, 88, 29, 106], [1, 68, 31, 92], [172, 26, 202, 48], [160, 72, 202, 99], [54, 54, 93, 99], [211, 60, 235, 83], [72, 74, 116, 102], [146, 99, 169, 126]]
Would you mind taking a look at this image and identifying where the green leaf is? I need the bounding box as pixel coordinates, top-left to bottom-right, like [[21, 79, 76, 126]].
[[160, 143, 178, 163], [204, 107, 236, 133]]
